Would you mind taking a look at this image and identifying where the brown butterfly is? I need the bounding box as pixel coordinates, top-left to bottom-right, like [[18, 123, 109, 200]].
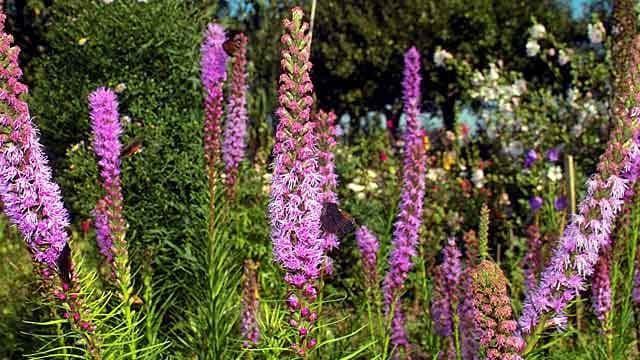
[[320, 202, 356, 238], [56, 243, 73, 284], [223, 31, 244, 57], [120, 138, 144, 159]]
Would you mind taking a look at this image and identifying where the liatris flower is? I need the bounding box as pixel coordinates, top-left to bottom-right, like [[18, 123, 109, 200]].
[[459, 274, 478, 359], [431, 238, 461, 359], [316, 110, 340, 259], [93, 197, 113, 263], [269, 7, 322, 354], [0, 12, 99, 354], [470, 260, 524, 359], [591, 245, 611, 322], [382, 46, 427, 354], [519, 106, 640, 336], [356, 226, 379, 288], [240, 259, 260, 347], [222, 32, 248, 191], [201, 23, 228, 172], [522, 224, 542, 294], [89, 88, 126, 270]]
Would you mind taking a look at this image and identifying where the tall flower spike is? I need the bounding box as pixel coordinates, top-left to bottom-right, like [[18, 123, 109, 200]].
[[431, 238, 461, 359], [382, 46, 427, 354], [201, 23, 228, 173], [356, 226, 379, 288], [89, 88, 126, 276], [518, 105, 640, 336], [522, 224, 542, 294], [0, 12, 99, 355], [316, 110, 340, 271], [470, 260, 524, 359], [241, 260, 260, 347], [268, 7, 322, 354], [222, 32, 248, 192]]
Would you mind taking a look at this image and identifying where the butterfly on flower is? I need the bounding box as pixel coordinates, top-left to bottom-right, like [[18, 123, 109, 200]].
[[120, 138, 144, 159], [223, 31, 245, 57], [56, 243, 73, 284], [320, 202, 356, 238]]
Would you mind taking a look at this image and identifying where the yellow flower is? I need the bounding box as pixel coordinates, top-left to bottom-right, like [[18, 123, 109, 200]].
[[423, 135, 431, 151], [443, 151, 456, 171], [78, 37, 88, 45]]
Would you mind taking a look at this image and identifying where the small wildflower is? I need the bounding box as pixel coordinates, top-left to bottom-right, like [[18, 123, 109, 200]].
[[529, 196, 543, 211], [547, 165, 563, 182], [526, 39, 540, 57], [528, 23, 546, 39], [78, 37, 88, 46]]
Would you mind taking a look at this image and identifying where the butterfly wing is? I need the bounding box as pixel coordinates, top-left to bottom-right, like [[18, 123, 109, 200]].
[[56, 243, 72, 284], [320, 202, 356, 238], [120, 139, 144, 159]]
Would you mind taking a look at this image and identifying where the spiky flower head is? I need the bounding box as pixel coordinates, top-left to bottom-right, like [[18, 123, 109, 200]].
[[382, 46, 427, 353], [591, 247, 611, 322], [316, 110, 340, 262], [355, 226, 379, 287], [470, 260, 524, 359], [519, 106, 640, 335], [223, 32, 249, 190], [268, 7, 321, 354]]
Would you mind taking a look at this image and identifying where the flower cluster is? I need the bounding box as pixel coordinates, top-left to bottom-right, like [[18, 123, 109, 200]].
[[431, 238, 461, 358], [0, 11, 98, 353], [522, 224, 542, 293], [356, 226, 379, 288], [591, 247, 611, 322], [89, 88, 126, 271], [201, 23, 228, 171], [382, 46, 427, 352], [268, 7, 321, 355], [470, 260, 524, 359], [519, 106, 640, 335], [240, 260, 260, 347], [223, 32, 249, 190]]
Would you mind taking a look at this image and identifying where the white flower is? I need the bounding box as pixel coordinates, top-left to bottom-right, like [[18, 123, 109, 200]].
[[114, 83, 126, 93], [471, 71, 485, 86], [471, 168, 485, 188], [366, 182, 379, 191], [528, 24, 546, 40], [547, 165, 563, 182], [347, 182, 366, 193], [102, 0, 114, 3], [426, 169, 440, 181], [512, 79, 527, 96], [588, 21, 606, 44], [434, 48, 453, 67], [366, 169, 378, 179], [558, 49, 570, 65], [120, 115, 131, 124], [526, 39, 540, 57]]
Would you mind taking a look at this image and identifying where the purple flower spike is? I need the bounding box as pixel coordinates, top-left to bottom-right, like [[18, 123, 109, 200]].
[[201, 23, 228, 172], [356, 226, 379, 287], [529, 196, 543, 211], [382, 46, 427, 354], [223, 33, 248, 191], [591, 248, 611, 322], [633, 268, 640, 306], [431, 238, 462, 356], [524, 149, 538, 168], [316, 110, 340, 258], [89, 87, 125, 268], [0, 12, 69, 268], [518, 106, 640, 336]]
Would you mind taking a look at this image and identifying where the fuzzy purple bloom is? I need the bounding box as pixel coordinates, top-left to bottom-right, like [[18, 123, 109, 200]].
[[382, 46, 427, 353], [546, 147, 561, 163], [316, 110, 340, 258], [431, 238, 461, 338], [0, 15, 69, 267], [529, 196, 543, 211], [222, 33, 248, 190], [89, 87, 125, 266], [524, 149, 538, 168], [518, 106, 640, 336], [201, 23, 228, 171], [269, 6, 322, 289], [554, 196, 568, 210], [356, 226, 379, 287]]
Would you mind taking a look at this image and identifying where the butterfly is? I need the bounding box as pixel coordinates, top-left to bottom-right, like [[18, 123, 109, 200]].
[[120, 138, 144, 159], [56, 243, 73, 284], [223, 31, 244, 57], [320, 202, 356, 238]]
